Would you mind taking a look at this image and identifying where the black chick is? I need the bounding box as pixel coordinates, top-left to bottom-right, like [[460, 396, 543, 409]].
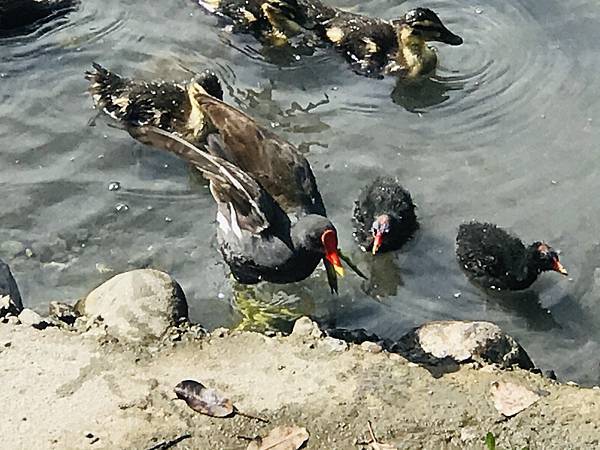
[[456, 221, 568, 291], [353, 177, 418, 254]]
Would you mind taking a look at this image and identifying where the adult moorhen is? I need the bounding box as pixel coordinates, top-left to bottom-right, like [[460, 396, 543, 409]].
[[353, 177, 418, 254], [129, 126, 348, 292], [456, 221, 568, 291], [85, 63, 223, 147]]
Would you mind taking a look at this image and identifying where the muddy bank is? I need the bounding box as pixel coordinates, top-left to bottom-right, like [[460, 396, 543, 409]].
[[1, 318, 599, 450]]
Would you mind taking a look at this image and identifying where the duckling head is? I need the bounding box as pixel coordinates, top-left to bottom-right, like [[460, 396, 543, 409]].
[[395, 8, 463, 46]]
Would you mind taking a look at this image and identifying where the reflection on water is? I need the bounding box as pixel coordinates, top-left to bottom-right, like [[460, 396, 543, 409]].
[[2, 0, 600, 385], [391, 77, 465, 112]]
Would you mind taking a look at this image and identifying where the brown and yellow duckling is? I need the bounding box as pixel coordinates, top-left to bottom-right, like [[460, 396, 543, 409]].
[[85, 63, 224, 147], [197, 0, 462, 79]]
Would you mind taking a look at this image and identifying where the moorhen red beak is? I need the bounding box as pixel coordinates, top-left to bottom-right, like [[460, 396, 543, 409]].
[[322, 229, 344, 277], [456, 221, 569, 291]]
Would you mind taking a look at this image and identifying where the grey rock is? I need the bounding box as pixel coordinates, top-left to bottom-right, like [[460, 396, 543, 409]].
[[18, 308, 49, 330], [321, 336, 348, 352], [79, 269, 188, 342], [0, 258, 22, 312], [395, 320, 534, 370], [360, 341, 383, 353], [291, 316, 323, 338]]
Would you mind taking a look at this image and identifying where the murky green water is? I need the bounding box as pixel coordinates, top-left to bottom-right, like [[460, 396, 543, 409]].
[[2, 0, 600, 384]]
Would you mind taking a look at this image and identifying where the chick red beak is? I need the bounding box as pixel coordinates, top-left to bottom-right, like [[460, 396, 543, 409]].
[[372, 231, 384, 255], [552, 259, 568, 276], [322, 229, 344, 277]]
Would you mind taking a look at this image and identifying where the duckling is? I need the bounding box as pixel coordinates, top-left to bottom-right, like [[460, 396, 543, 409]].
[[199, 0, 314, 46], [0, 0, 78, 36], [197, 0, 462, 79], [353, 177, 418, 254], [321, 6, 463, 78], [85, 63, 224, 147]]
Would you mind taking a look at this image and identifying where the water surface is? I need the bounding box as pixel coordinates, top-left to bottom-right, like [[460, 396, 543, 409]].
[[2, 0, 600, 384]]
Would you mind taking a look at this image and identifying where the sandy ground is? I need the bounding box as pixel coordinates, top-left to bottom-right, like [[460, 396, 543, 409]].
[[1, 322, 599, 450]]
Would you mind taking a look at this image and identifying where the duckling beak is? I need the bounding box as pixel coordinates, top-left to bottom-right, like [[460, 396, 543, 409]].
[[437, 26, 463, 45], [552, 259, 568, 276]]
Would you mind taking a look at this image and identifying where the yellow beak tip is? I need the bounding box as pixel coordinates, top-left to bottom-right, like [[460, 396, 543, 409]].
[[334, 266, 345, 277]]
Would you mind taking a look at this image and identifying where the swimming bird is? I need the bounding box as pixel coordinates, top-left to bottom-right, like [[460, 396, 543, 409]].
[[197, 0, 462, 79], [85, 63, 224, 147], [352, 177, 417, 254], [0, 0, 78, 36], [125, 93, 364, 292], [456, 222, 568, 291], [129, 126, 348, 293]]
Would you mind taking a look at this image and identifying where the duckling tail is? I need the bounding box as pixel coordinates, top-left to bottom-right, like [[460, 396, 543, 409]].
[[84, 62, 131, 121]]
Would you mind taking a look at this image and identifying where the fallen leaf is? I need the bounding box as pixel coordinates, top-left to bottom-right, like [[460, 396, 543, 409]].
[[490, 381, 541, 417], [174, 380, 234, 417], [246, 426, 309, 450]]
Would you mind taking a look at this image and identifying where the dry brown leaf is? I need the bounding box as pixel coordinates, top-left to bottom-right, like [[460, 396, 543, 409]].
[[174, 379, 234, 418], [246, 426, 309, 450], [490, 380, 541, 417]]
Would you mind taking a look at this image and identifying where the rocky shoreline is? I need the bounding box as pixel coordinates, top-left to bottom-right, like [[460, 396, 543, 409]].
[[1, 263, 599, 449]]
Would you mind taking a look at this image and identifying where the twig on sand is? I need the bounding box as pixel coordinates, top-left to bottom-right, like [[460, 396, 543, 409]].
[[235, 408, 270, 423], [146, 433, 191, 450]]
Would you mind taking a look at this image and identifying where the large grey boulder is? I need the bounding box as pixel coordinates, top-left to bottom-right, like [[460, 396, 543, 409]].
[[0, 258, 23, 313], [80, 269, 188, 341], [394, 320, 534, 371]]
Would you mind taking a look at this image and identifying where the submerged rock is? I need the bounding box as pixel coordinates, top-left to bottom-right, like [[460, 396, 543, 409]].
[[49, 301, 80, 326], [0, 258, 22, 313], [79, 269, 188, 342], [395, 320, 534, 370]]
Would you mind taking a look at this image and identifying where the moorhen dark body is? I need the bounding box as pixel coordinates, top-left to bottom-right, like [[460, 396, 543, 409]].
[[130, 126, 345, 292], [0, 0, 78, 36], [456, 222, 568, 291], [352, 177, 417, 254], [85, 63, 223, 147]]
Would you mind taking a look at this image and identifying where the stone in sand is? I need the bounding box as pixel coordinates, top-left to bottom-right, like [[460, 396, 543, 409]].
[[79, 269, 188, 341]]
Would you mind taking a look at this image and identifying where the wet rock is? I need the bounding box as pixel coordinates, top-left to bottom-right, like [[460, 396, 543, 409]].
[[394, 320, 534, 370], [49, 301, 79, 326], [291, 316, 323, 338], [0, 258, 22, 312], [321, 336, 348, 352], [360, 341, 383, 353], [79, 269, 188, 342], [0, 240, 25, 257], [18, 309, 50, 330]]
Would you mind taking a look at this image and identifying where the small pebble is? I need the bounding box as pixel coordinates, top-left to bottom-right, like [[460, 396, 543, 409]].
[[108, 181, 121, 191], [115, 203, 129, 213], [25, 248, 34, 258], [164, 217, 173, 223], [474, 7, 483, 14], [453, 292, 462, 299]]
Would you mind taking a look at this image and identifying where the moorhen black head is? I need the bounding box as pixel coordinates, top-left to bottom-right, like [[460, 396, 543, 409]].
[[352, 177, 418, 254], [456, 221, 568, 291], [129, 127, 347, 292]]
